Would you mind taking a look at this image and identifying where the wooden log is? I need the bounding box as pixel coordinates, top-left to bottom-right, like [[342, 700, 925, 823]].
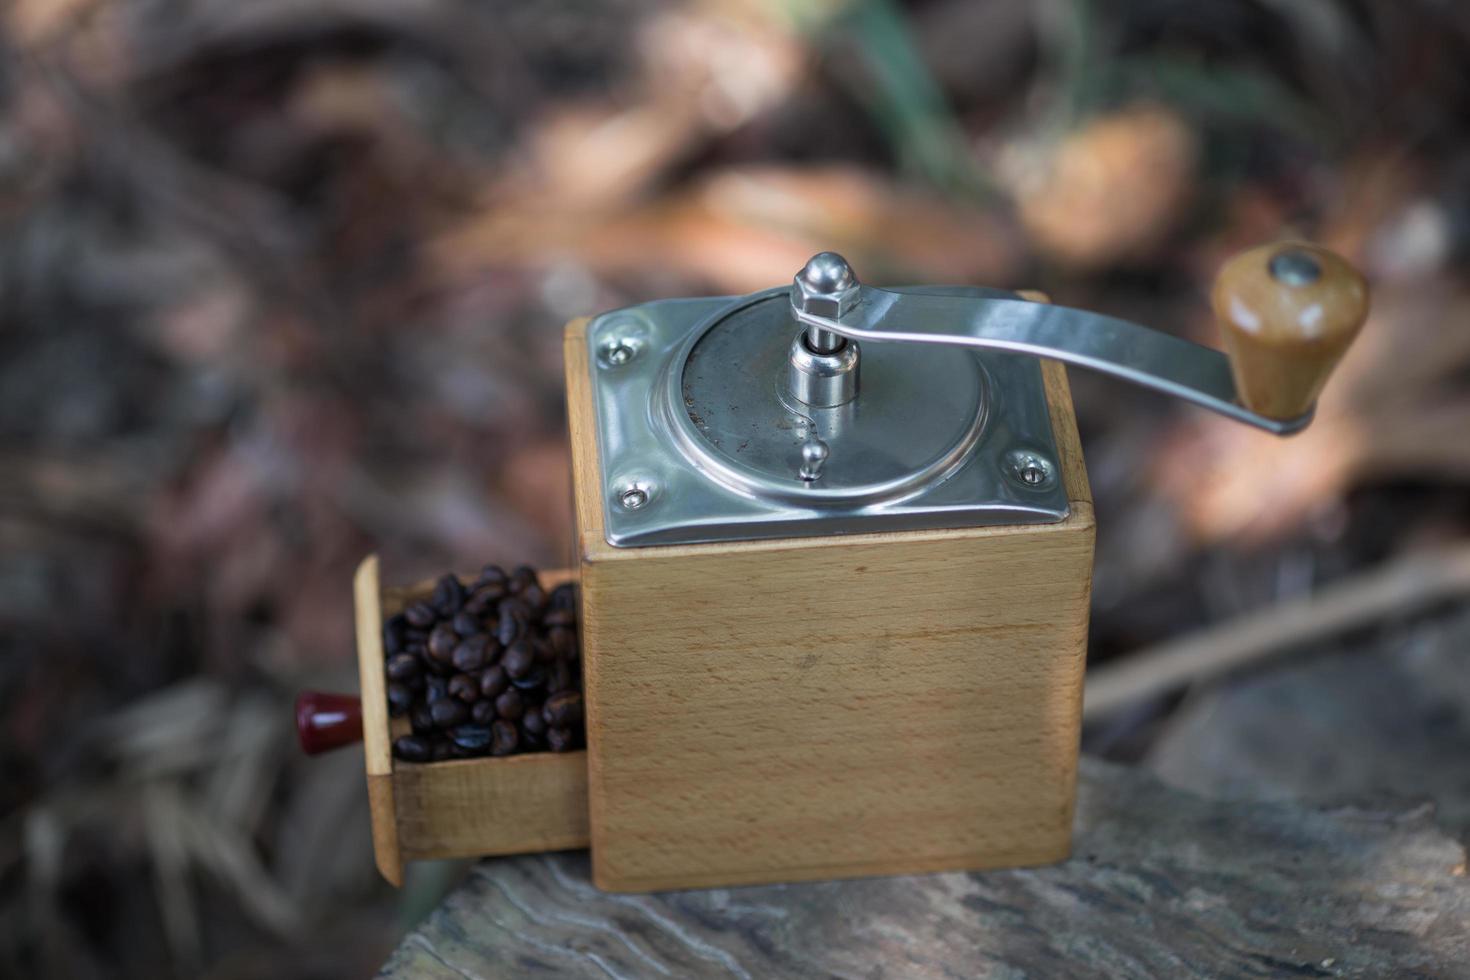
[[380, 757, 1470, 978], [1147, 606, 1470, 840]]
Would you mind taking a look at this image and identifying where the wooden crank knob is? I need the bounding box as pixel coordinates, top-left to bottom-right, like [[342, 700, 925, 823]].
[[1211, 242, 1369, 420], [295, 690, 363, 755]]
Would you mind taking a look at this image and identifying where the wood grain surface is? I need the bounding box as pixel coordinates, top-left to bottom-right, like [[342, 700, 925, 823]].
[[1147, 605, 1470, 841], [379, 756, 1470, 979], [353, 556, 403, 885], [565, 317, 1095, 892]]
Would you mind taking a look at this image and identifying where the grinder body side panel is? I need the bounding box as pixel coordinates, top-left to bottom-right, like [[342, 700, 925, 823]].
[[565, 316, 1094, 893]]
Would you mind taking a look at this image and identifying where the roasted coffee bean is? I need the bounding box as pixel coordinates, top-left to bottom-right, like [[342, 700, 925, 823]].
[[386, 682, 414, 716], [549, 659, 575, 694], [430, 697, 469, 729], [547, 625, 577, 659], [427, 623, 459, 664], [512, 668, 547, 692], [546, 726, 576, 753], [383, 613, 409, 655], [476, 578, 511, 602], [449, 724, 493, 753], [521, 704, 547, 739], [521, 583, 546, 613], [543, 691, 584, 728], [404, 601, 438, 628], [494, 688, 524, 722], [385, 652, 422, 683], [431, 574, 467, 615], [496, 601, 529, 647], [448, 672, 480, 703], [393, 735, 432, 763], [508, 565, 538, 595], [452, 634, 491, 673], [478, 664, 509, 700], [502, 640, 535, 680], [387, 561, 584, 764], [452, 610, 482, 637], [490, 719, 519, 756]]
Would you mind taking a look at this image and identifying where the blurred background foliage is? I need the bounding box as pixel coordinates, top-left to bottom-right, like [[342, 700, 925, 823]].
[[3, 0, 1469, 976]]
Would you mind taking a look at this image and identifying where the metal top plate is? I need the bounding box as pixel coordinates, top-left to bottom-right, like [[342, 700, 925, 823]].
[[681, 293, 988, 502], [587, 286, 1070, 547]]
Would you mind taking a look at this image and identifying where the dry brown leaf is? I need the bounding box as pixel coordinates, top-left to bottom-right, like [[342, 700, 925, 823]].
[[494, 7, 802, 210], [435, 164, 1021, 295], [1006, 105, 1197, 270]]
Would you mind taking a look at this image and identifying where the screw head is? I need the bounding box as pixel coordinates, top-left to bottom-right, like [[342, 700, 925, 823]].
[[599, 337, 640, 368], [1007, 451, 1054, 489], [620, 487, 648, 510]]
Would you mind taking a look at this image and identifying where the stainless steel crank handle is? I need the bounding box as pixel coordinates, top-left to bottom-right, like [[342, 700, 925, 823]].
[[793, 285, 1312, 435]]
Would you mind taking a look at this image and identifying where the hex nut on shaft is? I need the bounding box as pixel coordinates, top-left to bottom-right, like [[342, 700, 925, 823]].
[[792, 252, 861, 354]]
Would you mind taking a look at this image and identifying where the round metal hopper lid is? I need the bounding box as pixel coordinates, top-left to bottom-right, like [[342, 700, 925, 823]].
[[675, 291, 990, 506]]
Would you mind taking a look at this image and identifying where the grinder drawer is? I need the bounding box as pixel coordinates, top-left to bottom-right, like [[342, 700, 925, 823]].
[[353, 555, 589, 885]]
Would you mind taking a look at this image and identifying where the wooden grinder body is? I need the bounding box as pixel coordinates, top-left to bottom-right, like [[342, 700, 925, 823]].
[[566, 317, 1095, 892]]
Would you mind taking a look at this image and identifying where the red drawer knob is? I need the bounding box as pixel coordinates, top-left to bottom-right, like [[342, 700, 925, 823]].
[[295, 691, 363, 755]]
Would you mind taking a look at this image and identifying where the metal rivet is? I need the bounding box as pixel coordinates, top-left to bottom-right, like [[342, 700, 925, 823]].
[[620, 487, 648, 510], [1007, 451, 1054, 488], [1268, 249, 1322, 287], [798, 436, 829, 482]]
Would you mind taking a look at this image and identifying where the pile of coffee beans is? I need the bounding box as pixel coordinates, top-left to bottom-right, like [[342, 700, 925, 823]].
[[382, 565, 584, 762]]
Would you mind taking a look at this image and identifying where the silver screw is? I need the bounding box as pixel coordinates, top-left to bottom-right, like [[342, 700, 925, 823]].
[[1008, 451, 1053, 488], [798, 436, 829, 482], [606, 342, 635, 365], [1268, 248, 1322, 287], [620, 487, 648, 510]]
